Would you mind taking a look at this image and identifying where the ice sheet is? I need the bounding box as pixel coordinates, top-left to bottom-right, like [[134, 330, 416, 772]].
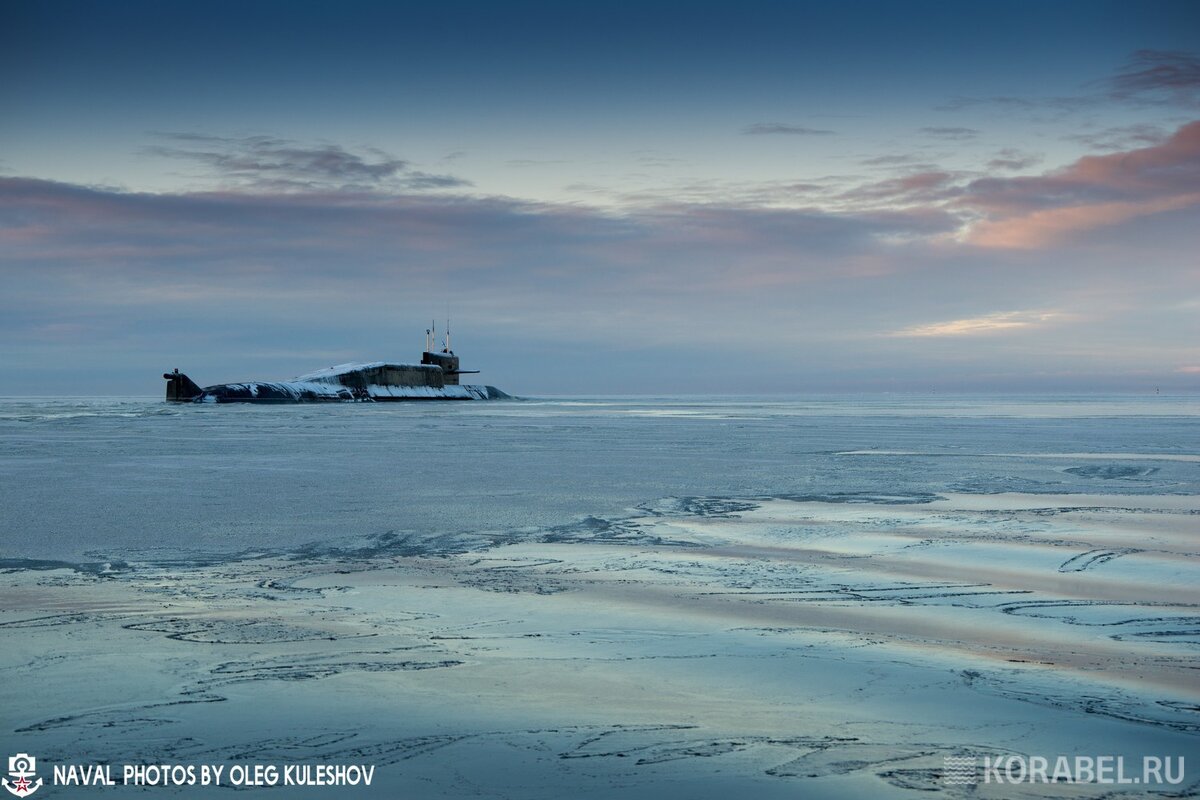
[[1, 395, 1197, 797]]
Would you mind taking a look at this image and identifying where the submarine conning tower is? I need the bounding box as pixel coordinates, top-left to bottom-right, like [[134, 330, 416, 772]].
[[421, 350, 461, 384], [420, 321, 478, 385]]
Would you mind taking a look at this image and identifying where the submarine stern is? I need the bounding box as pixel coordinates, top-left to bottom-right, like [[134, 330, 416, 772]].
[[164, 369, 203, 402]]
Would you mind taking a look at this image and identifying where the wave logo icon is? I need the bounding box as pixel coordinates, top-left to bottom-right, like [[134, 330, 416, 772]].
[[943, 754, 977, 785], [3, 755, 43, 796]]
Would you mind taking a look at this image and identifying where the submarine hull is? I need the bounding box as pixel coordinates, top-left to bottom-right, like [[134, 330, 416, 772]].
[[189, 381, 509, 403], [165, 355, 510, 404]]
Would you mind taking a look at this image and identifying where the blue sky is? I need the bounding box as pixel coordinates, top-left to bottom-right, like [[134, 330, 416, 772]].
[[2, 0, 1198, 393]]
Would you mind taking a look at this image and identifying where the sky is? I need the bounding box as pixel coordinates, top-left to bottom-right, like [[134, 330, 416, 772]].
[[1, 0, 1198, 395]]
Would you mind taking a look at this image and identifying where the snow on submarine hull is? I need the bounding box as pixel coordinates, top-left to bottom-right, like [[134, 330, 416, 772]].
[[164, 342, 510, 404]]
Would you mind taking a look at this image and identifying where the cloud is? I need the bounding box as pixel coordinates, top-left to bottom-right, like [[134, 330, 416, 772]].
[[1, 168, 1195, 393], [1065, 124, 1168, 151], [935, 50, 1200, 119], [934, 94, 1097, 116], [920, 126, 979, 140], [1107, 49, 1200, 106], [402, 171, 474, 189], [634, 152, 687, 168], [507, 159, 570, 167], [0, 175, 956, 295], [965, 194, 1200, 249], [839, 171, 961, 205], [986, 149, 1041, 171], [960, 120, 1200, 247], [888, 310, 1065, 337], [0, 173, 967, 391], [741, 123, 836, 136], [860, 154, 925, 167], [145, 133, 470, 192]]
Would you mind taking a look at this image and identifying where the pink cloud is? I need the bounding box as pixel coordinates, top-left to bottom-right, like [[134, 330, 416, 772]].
[[961, 120, 1200, 247], [887, 310, 1066, 337], [968, 193, 1200, 248]]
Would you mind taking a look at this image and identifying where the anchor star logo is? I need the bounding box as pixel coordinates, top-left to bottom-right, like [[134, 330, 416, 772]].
[[3, 754, 43, 797]]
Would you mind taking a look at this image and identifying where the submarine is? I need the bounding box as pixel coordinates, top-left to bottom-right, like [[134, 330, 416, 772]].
[[164, 325, 510, 403]]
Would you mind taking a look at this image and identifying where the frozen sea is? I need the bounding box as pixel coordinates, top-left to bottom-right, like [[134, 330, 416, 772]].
[[1, 394, 1198, 798]]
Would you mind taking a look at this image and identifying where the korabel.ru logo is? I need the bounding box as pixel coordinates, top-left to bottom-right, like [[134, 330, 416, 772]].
[[943, 753, 1186, 786], [3, 754, 43, 797]]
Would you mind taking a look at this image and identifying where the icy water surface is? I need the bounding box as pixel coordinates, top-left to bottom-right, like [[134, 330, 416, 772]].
[[1, 394, 1198, 797]]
